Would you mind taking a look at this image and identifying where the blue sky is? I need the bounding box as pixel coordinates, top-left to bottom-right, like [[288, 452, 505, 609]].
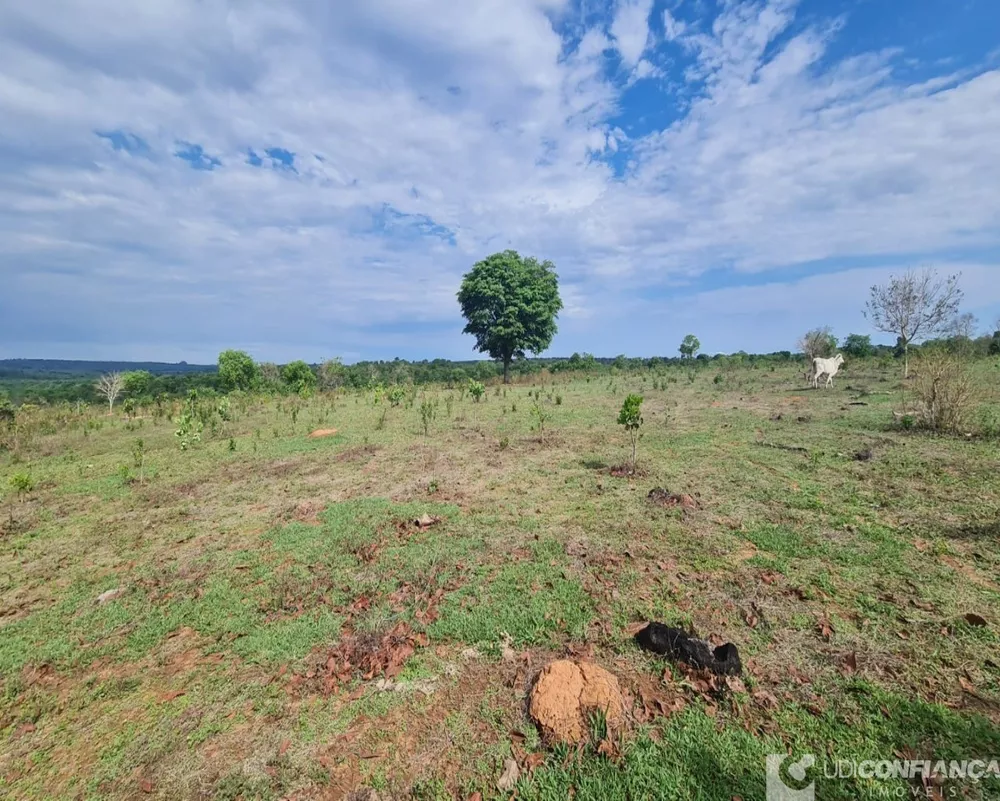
[[1, 0, 999, 364]]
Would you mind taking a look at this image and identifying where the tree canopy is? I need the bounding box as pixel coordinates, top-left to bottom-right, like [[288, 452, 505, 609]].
[[679, 334, 700, 359], [217, 350, 260, 392], [282, 360, 317, 395], [841, 333, 875, 359], [457, 250, 563, 383], [122, 370, 153, 398]]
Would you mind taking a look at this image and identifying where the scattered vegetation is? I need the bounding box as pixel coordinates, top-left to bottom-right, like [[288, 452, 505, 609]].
[[1, 337, 999, 799]]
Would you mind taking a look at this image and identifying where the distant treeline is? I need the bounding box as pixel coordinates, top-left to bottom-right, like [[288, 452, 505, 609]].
[[0, 359, 216, 379], [2, 331, 997, 407], [0, 351, 794, 405]]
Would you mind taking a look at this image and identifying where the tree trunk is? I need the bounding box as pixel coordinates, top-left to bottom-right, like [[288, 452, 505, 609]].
[[503, 356, 510, 384], [903, 342, 909, 379]]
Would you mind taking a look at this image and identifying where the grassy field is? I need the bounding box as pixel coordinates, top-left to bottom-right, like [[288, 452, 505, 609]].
[[2, 360, 1000, 800]]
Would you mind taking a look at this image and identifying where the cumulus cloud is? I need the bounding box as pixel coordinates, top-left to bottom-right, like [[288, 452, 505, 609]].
[[610, 0, 654, 68], [663, 9, 686, 42], [0, 0, 998, 362]]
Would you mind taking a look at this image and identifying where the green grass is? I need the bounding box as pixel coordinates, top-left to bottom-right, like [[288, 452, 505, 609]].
[[1, 360, 999, 799], [520, 686, 1000, 800], [430, 552, 596, 647]]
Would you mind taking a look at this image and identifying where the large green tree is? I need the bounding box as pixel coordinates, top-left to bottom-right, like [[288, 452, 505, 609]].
[[457, 250, 563, 383], [282, 360, 317, 395], [217, 350, 260, 392], [122, 370, 153, 398], [679, 334, 700, 359], [841, 333, 875, 359]]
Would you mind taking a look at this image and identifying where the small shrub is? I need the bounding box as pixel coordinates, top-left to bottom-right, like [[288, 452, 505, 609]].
[[427, 479, 439, 494], [911, 351, 978, 434], [228, 437, 237, 452], [8, 471, 35, 498], [115, 463, 135, 487], [713, 374, 723, 385], [617, 394, 644, 470], [530, 401, 550, 432], [468, 380, 486, 403], [0, 394, 15, 429], [498, 435, 510, 451], [511, 402, 517, 413], [174, 412, 203, 451], [131, 438, 146, 484], [7, 471, 35, 526], [387, 386, 407, 408], [555, 394, 563, 405], [419, 398, 436, 436], [978, 406, 1000, 439]]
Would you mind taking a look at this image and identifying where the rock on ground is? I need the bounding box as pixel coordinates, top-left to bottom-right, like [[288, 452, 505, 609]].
[[528, 659, 625, 744]]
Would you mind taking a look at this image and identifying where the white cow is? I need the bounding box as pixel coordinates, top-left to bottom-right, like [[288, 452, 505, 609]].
[[811, 354, 844, 388]]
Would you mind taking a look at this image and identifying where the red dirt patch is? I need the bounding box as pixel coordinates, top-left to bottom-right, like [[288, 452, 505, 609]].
[[529, 659, 625, 745], [609, 463, 648, 478], [308, 428, 339, 438], [297, 623, 429, 695], [647, 487, 700, 510], [335, 444, 379, 463], [290, 500, 324, 525], [941, 555, 1000, 592]]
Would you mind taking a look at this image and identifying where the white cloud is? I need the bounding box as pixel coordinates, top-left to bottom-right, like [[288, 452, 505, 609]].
[[0, 0, 998, 361], [663, 9, 686, 42], [610, 0, 654, 68]]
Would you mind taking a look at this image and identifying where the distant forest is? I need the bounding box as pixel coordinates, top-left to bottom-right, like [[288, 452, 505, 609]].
[[0, 352, 793, 405], [3, 331, 993, 406], [1, 349, 838, 406]]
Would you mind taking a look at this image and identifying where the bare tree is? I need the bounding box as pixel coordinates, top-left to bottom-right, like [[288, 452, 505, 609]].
[[864, 268, 963, 377], [797, 327, 837, 381], [797, 327, 837, 360], [96, 372, 124, 414], [946, 312, 978, 341]]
